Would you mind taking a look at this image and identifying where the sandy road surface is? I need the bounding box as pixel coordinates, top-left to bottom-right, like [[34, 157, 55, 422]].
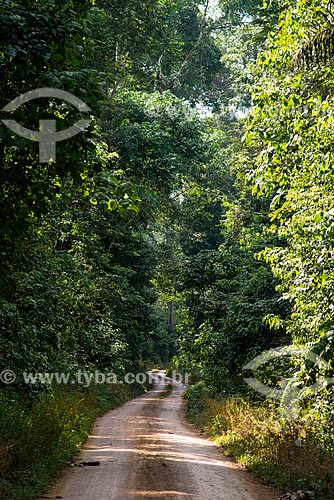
[[41, 372, 278, 500]]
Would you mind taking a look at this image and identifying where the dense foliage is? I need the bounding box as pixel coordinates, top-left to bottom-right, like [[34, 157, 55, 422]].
[[0, 0, 225, 384]]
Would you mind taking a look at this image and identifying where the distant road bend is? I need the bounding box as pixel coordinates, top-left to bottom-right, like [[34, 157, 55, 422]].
[[41, 371, 277, 500]]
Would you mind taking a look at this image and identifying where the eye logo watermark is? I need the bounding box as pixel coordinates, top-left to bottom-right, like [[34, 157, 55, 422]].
[[243, 344, 333, 420], [1, 88, 92, 163]]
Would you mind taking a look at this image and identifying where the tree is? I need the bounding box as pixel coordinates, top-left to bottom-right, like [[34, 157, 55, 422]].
[[244, 0, 334, 343], [93, 0, 230, 107]]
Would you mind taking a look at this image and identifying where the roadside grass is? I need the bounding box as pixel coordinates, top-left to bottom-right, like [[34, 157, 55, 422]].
[[0, 380, 149, 500], [184, 383, 334, 499]]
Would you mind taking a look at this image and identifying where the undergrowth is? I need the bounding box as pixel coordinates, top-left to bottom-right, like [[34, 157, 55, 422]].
[[184, 382, 334, 499], [0, 380, 148, 500]]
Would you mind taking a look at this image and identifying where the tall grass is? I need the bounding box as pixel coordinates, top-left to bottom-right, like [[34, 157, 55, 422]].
[[184, 383, 334, 499], [0, 381, 146, 500]]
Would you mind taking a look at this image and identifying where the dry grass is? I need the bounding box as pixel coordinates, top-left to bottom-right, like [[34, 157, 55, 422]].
[[184, 386, 334, 497]]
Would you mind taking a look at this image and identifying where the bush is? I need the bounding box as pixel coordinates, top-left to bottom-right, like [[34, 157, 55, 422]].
[[183, 381, 209, 426]]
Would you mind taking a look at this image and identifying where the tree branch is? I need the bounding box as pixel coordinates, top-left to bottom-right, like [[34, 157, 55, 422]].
[[157, 2, 229, 92]]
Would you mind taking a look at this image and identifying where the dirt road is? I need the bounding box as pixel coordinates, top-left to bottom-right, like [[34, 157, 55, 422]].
[[42, 372, 277, 500]]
